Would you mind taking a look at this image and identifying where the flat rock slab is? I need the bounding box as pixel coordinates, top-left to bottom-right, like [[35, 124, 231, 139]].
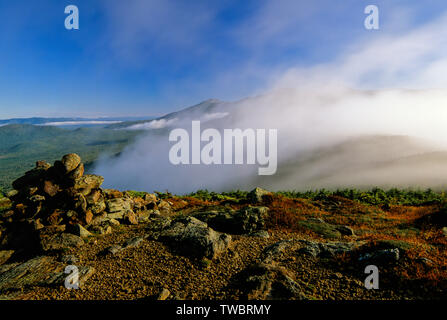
[[102, 236, 146, 256], [240, 263, 307, 300], [40, 233, 85, 252], [261, 239, 366, 263]]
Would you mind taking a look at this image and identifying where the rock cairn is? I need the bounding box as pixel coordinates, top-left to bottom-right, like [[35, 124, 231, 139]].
[[0, 154, 164, 250]]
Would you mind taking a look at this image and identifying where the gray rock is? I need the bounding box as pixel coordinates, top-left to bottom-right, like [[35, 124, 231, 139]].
[[247, 187, 272, 203], [249, 230, 270, 238], [104, 245, 123, 255], [106, 198, 132, 213], [241, 263, 307, 300], [158, 216, 231, 259], [0, 256, 57, 291], [146, 216, 172, 232], [157, 200, 172, 216], [298, 241, 321, 258], [193, 206, 269, 234], [0, 255, 94, 291], [157, 288, 171, 300], [73, 175, 104, 194], [335, 225, 356, 236], [61, 153, 81, 173], [45, 265, 95, 289], [61, 254, 78, 264], [102, 236, 145, 256], [91, 200, 107, 216], [107, 211, 126, 220], [123, 236, 144, 248], [261, 240, 294, 263], [299, 240, 365, 258], [359, 248, 400, 263], [71, 224, 92, 238], [40, 233, 84, 252], [234, 207, 269, 234]]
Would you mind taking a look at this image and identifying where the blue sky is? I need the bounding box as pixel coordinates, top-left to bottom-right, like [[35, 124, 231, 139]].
[[0, 0, 446, 119]]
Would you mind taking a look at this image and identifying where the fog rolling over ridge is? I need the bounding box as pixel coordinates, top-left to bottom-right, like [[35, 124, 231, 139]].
[[92, 88, 447, 194], [94, 13, 447, 194]]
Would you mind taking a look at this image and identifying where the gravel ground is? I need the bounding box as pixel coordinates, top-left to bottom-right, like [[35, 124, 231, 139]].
[[14, 221, 446, 300]]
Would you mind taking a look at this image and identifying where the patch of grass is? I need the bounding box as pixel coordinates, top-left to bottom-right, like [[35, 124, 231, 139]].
[[277, 188, 447, 206], [374, 239, 415, 251], [297, 220, 341, 239], [125, 190, 148, 198], [185, 189, 248, 202]]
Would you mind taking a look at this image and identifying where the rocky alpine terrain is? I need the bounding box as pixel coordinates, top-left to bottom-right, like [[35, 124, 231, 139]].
[[0, 154, 446, 300]]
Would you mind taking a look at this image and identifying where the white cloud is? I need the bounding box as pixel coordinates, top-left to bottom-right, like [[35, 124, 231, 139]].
[[94, 6, 447, 193], [39, 121, 122, 126], [127, 118, 178, 130]]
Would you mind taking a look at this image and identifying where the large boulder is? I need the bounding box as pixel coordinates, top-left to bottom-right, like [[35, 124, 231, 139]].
[[73, 175, 104, 194], [157, 216, 231, 259], [106, 198, 132, 213], [234, 206, 269, 234], [194, 206, 269, 234], [61, 153, 81, 172]]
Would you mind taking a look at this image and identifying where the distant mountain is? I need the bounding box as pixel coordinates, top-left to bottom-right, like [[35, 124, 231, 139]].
[[0, 124, 144, 191], [107, 99, 234, 129], [92, 91, 447, 193], [255, 135, 447, 191], [0, 116, 154, 127]]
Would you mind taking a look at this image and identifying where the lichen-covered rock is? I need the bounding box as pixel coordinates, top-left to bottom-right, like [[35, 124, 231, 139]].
[[157, 200, 172, 216], [60, 153, 81, 173], [68, 163, 84, 180], [106, 198, 132, 213], [238, 263, 307, 300], [103, 189, 123, 199], [40, 233, 84, 252], [233, 206, 269, 234], [194, 206, 269, 234], [0, 256, 95, 292], [124, 210, 138, 225], [73, 175, 104, 194], [157, 216, 231, 259], [90, 200, 106, 215], [247, 187, 273, 203], [71, 224, 92, 238]]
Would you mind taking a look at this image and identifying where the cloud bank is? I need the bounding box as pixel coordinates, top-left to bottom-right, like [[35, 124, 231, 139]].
[[94, 10, 447, 194]]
